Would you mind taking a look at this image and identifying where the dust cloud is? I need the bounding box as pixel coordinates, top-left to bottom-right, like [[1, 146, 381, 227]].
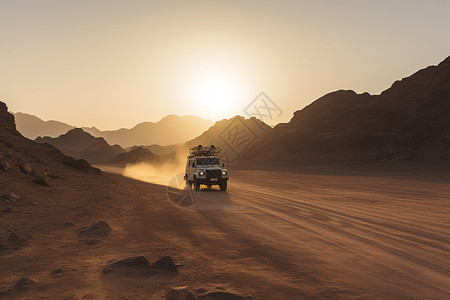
[[122, 150, 187, 188]]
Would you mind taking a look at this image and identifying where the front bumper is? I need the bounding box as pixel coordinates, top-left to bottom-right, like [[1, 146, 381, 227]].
[[196, 169, 228, 184], [196, 177, 228, 184]]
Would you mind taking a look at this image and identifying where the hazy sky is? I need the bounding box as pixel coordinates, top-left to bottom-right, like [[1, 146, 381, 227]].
[[1, 0, 449, 129]]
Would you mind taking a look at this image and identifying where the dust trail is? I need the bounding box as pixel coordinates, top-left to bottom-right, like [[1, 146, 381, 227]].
[[122, 149, 187, 187]]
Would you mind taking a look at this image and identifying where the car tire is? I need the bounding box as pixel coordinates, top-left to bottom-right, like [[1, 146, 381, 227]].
[[194, 179, 200, 191], [220, 181, 227, 191]]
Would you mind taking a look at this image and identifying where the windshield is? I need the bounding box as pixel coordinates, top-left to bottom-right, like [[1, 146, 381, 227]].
[[196, 157, 220, 166]]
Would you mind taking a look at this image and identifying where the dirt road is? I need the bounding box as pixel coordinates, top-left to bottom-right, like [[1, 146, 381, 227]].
[[2, 167, 449, 299], [165, 169, 450, 299]]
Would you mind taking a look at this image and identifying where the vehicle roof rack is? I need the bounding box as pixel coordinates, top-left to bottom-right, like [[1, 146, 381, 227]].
[[189, 145, 221, 157]]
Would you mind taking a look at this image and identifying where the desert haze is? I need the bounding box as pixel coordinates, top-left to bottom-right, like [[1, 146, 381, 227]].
[[15, 113, 213, 148], [1, 55, 450, 299], [1, 1, 450, 299]]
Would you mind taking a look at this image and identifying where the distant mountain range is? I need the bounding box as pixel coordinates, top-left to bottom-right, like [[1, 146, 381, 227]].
[[14, 112, 75, 139], [36, 128, 126, 164], [243, 55, 450, 169], [32, 116, 272, 166], [14, 113, 213, 148], [12, 55, 450, 170], [82, 115, 213, 148]]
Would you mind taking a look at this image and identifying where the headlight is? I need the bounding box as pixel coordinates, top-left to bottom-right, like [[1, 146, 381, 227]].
[[222, 170, 227, 176], [199, 171, 205, 176]]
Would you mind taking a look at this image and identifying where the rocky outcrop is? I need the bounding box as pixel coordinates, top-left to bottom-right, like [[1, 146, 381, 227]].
[[184, 116, 272, 165], [36, 128, 126, 164], [112, 146, 159, 165], [244, 55, 450, 169], [0, 101, 101, 177], [0, 102, 18, 135]]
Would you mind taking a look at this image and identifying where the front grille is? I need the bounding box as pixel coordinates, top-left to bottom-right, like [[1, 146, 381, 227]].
[[206, 169, 221, 179]]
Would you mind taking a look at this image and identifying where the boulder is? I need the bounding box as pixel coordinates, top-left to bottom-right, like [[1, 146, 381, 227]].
[[80, 221, 111, 238], [62, 156, 101, 174], [14, 277, 38, 288], [151, 256, 178, 274], [166, 286, 196, 300], [19, 162, 32, 174], [106, 256, 151, 270], [31, 172, 50, 186], [200, 292, 244, 300], [195, 288, 208, 294], [7, 232, 31, 248]]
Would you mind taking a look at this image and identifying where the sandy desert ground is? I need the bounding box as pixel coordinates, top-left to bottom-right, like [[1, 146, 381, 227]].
[[1, 166, 449, 299]]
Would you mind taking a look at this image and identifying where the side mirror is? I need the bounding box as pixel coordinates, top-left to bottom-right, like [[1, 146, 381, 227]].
[[222, 163, 225, 167]]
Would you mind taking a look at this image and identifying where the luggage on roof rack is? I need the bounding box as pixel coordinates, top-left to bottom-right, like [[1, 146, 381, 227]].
[[189, 145, 221, 156]]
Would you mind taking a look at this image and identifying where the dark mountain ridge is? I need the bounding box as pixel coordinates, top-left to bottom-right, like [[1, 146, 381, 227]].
[[35, 129, 126, 164], [244, 55, 450, 169], [0, 102, 100, 182], [113, 147, 160, 166]]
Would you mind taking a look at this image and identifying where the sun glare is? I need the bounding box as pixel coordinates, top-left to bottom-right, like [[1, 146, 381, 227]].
[[194, 75, 238, 119]]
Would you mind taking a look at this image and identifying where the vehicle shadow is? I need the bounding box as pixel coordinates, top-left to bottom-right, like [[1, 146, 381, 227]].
[[167, 184, 235, 210]]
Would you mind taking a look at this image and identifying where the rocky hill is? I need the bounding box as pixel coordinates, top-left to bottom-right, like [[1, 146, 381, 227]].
[[244, 55, 450, 170], [127, 144, 181, 156], [35, 128, 126, 164], [112, 146, 160, 166], [0, 102, 100, 189], [184, 116, 272, 165]]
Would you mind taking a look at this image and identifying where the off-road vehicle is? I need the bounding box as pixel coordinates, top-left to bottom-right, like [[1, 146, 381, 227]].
[[184, 145, 228, 191]]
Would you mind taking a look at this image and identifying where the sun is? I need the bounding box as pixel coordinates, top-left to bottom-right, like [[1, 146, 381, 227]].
[[194, 75, 238, 119]]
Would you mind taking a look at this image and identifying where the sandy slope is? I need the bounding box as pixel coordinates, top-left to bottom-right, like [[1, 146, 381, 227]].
[[1, 168, 449, 299]]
